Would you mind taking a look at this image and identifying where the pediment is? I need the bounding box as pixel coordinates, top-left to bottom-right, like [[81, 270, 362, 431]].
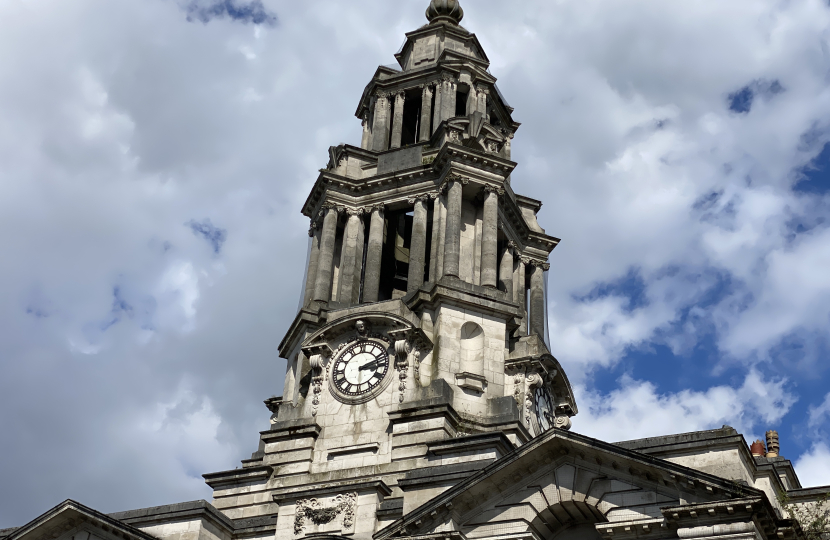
[[301, 310, 432, 359], [7, 501, 155, 540], [376, 429, 763, 540]]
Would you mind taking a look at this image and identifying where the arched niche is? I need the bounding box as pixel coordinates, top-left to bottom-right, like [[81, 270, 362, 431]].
[[459, 321, 484, 375]]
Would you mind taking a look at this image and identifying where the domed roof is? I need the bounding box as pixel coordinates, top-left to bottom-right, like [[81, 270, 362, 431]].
[[426, 0, 464, 25]]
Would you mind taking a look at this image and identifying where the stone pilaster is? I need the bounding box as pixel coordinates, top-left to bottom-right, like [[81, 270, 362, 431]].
[[407, 197, 429, 294], [419, 85, 433, 142], [337, 209, 365, 307], [362, 205, 385, 303], [303, 222, 322, 307], [499, 242, 514, 299], [313, 206, 340, 303], [476, 84, 488, 115], [480, 186, 500, 288], [443, 178, 464, 278], [371, 92, 391, 152], [390, 92, 406, 149], [528, 261, 549, 339], [432, 81, 442, 134]]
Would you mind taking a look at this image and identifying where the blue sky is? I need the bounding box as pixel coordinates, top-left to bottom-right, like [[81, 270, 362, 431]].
[[1, 0, 830, 528]]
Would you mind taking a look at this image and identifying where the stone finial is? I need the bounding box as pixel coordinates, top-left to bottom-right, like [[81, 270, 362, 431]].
[[426, 0, 463, 25], [750, 439, 766, 457], [766, 430, 780, 458]]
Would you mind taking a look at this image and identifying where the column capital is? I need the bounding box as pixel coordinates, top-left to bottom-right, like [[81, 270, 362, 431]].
[[395, 91, 406, 100], [407, 194, 431, 205], [428, 191, 442, 200], [475, 83, 490, 95], [482, 184, 505, 196], [346, 207, 365, 217], [527, 259, 550, 271], [370, 203, 385, 214], [507, 240, 518, 250]]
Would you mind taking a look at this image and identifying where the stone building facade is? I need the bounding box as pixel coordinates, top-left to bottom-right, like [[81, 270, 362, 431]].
[[2, 3, 828, 540]]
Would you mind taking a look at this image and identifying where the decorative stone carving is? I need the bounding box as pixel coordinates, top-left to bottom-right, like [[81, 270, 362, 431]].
[[309, 353, 328, 417], [356, 319, 368, 337], [482, 185, 505, 196], [394, 340, 410, 403], [294, 492, 357, 536], [525, 372, 544, 429], [554, 415, 572, 431]]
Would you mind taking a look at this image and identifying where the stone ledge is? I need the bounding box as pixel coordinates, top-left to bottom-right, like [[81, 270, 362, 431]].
[[272, 480, 393, 504], [398, 460, 493, 489], [203, 465, 273, 490], [376, 497, 404, 520], [110, 500, 236, 533], [427, 432, 514, 457], [261, 418, 321, 442]]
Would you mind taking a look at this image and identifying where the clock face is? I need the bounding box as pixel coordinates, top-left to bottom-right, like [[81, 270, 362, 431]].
[[535, 386, 555, 433], [331, 340, 390, 400]]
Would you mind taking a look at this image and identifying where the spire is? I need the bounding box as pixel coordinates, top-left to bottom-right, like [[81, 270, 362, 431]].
[[426, 0, 464, 25]]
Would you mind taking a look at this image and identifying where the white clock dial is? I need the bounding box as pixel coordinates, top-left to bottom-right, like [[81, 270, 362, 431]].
[[535, 386, 554, 433], [331, 340, 390, 398]]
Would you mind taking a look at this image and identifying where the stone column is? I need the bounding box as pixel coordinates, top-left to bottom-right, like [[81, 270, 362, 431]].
[[419, 85, 433, 142], [441, 78, 457, 122], [371, 93, 391, 152], [443, 178, 464, 278], [313, 206, 340, 303], [362, 205, 385, 303], [529, 262, 548, 339], [390, 92, 406, 149], [428, 193, 442, 282], [515, 257, 527, 334], [499, 242, 514, 299], [360, 112, 372, 150], [432, 81, 442, 134], [480, 186, 500, 288], [476, 84, 488, 115], [302, 222, 322, 307], [407, 197, 429, 294], [337, 209, 365, 307]]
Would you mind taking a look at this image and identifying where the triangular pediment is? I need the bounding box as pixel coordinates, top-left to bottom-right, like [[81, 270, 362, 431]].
[[8, 501, 156, 540], [376, 429, 765, 540]]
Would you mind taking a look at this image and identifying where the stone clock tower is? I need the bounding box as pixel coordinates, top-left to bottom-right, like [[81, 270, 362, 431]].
[[5, 3, 824, 540], [202, 0, 578, 536]]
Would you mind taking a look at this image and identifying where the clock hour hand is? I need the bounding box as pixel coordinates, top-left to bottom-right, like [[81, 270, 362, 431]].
[[359, 360, 379, 371]]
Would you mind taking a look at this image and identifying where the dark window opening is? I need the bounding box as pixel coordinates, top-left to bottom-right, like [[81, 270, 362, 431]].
[[455, 88, 469, 117], [401, 91, 422, 146], [378, 210, 413, 301]]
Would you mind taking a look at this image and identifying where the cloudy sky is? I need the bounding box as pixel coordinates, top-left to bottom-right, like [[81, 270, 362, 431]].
[[2, 0, 830, 527]]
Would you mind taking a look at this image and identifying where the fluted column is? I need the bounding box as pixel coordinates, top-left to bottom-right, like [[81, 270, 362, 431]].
[[529, 261, 548, 339], [481, 186, 500, 288], [420, 85, 433, 142], [428, 193, 442, 282], [407, 197, 429, 294], [390, 92, 406, 149], [371, 93, 391, 152], [360, 112, 372, 150], [303, 222, 322, 307], [443, 178, 464, 278], [362, 205, 385, 303], [499, 242, 514, 299], [313, 206, 340, 303], [337, 209, 365, 307]]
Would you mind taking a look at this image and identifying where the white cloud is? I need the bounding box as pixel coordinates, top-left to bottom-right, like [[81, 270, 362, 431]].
[[808, 393, 830, 429], [795, 444, 830, 488], [575, 370, 796, 443]]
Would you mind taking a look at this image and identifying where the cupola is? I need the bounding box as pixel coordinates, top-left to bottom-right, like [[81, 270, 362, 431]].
[[426, 0, 464, 25]]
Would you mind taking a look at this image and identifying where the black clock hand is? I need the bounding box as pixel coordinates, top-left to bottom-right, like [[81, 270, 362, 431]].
[[359, 360, 379, 371]]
